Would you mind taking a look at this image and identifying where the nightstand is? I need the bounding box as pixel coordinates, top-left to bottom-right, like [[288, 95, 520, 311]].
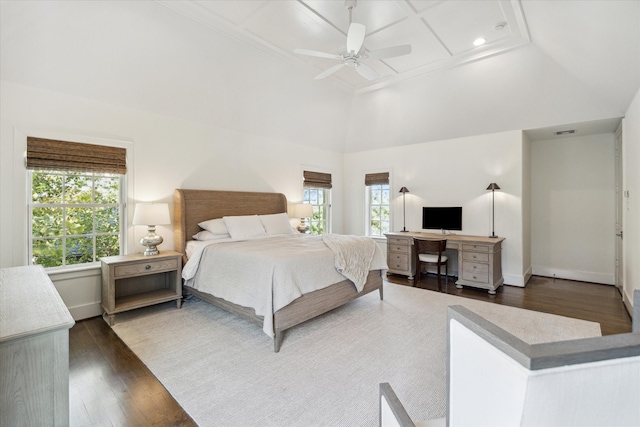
[[100, 251, 182, 326]]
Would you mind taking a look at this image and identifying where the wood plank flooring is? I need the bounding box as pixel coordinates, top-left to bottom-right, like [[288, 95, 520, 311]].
[[69, 275, 632, 426]]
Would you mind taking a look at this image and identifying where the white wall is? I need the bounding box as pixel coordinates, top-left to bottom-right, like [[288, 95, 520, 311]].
[[623, 87, 640, 310], [531, 133, 616, 284], [343, 130, 528, 286], [0, 81, 344, 319]]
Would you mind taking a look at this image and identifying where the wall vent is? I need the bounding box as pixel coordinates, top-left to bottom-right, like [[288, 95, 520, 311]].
[[555, 129, 575, 135]]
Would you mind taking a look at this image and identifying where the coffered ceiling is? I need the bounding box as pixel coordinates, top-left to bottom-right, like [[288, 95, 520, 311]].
[[160, 0, 530, 92]]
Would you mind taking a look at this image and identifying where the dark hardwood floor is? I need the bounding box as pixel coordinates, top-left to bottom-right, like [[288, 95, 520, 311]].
[[69, 275, 632, 426]]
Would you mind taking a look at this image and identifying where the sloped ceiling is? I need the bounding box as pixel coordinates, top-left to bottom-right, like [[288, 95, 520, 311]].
[[1, 1, 638, 153]]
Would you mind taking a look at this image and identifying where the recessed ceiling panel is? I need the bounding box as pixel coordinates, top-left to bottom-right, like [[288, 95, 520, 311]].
[[364, 19, 446, 73], [406, 0, 444, 14], [302, 0, 407, 34], [193, 0, 267, 26], [244, 1, 344, 56], [421, 0, 509, 55]]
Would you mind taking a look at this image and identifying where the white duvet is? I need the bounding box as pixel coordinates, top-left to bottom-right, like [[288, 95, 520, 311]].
[[182, 234, 388, 337]]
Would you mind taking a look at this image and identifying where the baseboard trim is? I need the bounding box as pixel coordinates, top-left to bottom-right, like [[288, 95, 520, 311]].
[[68, 302, 102, 321], [532, 266, 614, 285]]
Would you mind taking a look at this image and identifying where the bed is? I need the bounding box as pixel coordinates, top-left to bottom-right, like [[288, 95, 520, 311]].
[[174, 189, 387, 352]]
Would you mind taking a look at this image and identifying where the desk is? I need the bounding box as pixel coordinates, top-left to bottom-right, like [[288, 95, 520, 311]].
[[385, 232, 505, 294]]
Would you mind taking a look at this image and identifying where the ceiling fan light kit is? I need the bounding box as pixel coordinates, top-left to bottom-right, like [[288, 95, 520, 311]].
[[294, 0, 412, 81]]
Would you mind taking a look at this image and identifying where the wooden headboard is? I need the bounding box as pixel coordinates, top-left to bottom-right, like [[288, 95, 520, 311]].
[[174, 189, 288, 261]]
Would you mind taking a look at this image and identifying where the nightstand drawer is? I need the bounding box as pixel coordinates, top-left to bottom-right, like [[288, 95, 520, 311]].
[[462, 252, 489, 263], [114, 258, 179, 278]]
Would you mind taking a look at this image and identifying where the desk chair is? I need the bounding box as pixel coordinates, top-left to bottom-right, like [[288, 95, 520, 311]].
[[414, 239, 448, 292]]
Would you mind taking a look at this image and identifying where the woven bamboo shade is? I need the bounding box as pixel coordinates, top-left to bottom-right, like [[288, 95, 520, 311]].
[[364, 172, 389, 186], [303, 171, 332, 189], [26, 137, 127, 174]]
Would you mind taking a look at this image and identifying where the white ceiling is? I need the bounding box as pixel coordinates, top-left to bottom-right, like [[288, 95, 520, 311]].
[[1, 1, 638, 153], [159, 0, 531, 91]]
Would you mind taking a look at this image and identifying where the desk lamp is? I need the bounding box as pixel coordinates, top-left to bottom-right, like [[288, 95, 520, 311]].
[[399, 187, 409, 232], [486, 183, 500, 238]]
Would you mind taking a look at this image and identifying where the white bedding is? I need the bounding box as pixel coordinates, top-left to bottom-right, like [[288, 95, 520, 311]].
[[183, 233, 387, 337]]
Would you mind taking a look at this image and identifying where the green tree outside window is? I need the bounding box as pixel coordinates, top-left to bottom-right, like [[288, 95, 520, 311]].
[[30, 170, 123, 268]]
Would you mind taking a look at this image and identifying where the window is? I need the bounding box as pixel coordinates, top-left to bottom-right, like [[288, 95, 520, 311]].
[[26, 137, 126, 269], [303, 170, 332, 235], [365, 172, 390, 237]]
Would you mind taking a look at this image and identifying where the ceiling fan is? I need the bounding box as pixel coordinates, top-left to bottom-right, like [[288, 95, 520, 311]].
[[294, 0, 411, 81]]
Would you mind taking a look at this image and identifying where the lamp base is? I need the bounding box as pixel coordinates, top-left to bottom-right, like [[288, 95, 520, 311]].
[[489, 233, 499, 238], [140, 227, 163, 256], [297, 218, 310, 234]]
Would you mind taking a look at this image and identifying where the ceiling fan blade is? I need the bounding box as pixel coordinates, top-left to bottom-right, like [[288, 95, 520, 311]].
[[293, 48, 341, 60], [315, 63, 346, 79], [365, 44, 412, 60], [355, 62, 379, 81], [346, 22, 366, 54]]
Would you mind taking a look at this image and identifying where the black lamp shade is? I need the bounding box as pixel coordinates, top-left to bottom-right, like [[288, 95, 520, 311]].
[[399, 187, 409, 193], [486, 183, 500, 191]]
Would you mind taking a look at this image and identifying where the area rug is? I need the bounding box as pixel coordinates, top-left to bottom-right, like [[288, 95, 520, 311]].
[[112, 283, 601, 426]]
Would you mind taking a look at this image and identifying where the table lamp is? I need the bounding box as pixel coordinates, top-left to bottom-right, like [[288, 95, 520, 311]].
[[132, 202, 171, 255], [295, 203, 313, 233]]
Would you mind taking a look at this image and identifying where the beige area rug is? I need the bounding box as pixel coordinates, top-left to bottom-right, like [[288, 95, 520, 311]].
[[112, 283, 601, 427]]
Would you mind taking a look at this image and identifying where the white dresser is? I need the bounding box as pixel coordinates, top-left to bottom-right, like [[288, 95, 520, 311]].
[[0, 265, 75, 426]]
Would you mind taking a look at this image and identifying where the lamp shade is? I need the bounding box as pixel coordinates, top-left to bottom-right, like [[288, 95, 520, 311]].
[[486, 183, 501, 191], [294, 203, 313, 218], [132, 203, 170, 225], [399, 187, 410, 193]]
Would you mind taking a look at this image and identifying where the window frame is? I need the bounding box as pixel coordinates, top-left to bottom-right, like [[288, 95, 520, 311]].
[[28, 169, 126, 271], [303, 186, 331, 235], [365, 182, 391, 237]]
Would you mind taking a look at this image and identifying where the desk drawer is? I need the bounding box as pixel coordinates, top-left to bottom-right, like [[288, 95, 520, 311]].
[[389, 244, 410, 254], [388, 237, 410, 246], [463, 262, 489, 275], [114, 258, 178, 278], [462, 264, 489, 283], [462, 244, 489, 253], [462, 252, 489, 263], [389, 253, 410, 271]]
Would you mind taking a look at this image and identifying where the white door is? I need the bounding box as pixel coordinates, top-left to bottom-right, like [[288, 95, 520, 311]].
[[615, 124, 623, 295]]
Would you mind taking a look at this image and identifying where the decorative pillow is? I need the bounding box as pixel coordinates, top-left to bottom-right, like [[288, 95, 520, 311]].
[[223, 215, 266, 240], [197, 218, 228, 235], [259, 212, 295, 235], [192, 230, 231, 241]]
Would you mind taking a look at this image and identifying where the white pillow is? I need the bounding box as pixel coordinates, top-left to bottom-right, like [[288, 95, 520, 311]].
[[260, 213, 295, 235], [192, 230, 231, 241], [198, 218, 228, 235], [223, 215, 266, 240]]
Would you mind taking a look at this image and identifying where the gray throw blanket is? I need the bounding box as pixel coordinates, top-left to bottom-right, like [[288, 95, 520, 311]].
[[322, 234, 377, 291]]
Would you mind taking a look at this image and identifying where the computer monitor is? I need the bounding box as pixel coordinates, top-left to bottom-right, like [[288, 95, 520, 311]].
[[422, 207, 462, 231]]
